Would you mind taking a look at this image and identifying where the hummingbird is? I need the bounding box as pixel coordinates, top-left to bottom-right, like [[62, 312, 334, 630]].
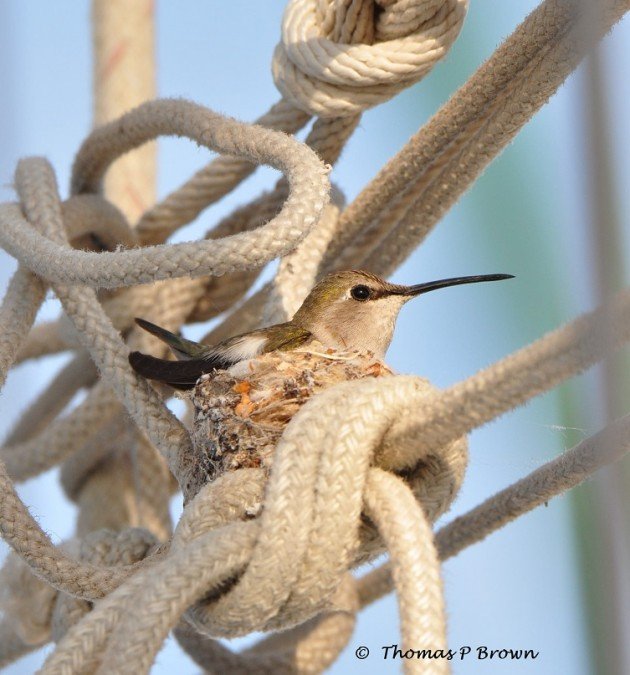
[[128, 270, 513, 390]]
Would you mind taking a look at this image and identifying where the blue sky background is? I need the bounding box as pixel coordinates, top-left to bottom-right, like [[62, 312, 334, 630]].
[[0, 2, 629, 673]]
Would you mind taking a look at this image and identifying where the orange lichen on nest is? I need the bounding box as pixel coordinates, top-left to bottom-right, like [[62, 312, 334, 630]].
[[189, 341, 393, 489]]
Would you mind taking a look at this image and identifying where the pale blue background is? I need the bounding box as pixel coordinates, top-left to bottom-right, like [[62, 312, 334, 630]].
[[0, 2, 629, 674]]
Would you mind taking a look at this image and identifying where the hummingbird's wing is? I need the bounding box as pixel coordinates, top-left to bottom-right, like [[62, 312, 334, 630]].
[[259, 323, 313, 352], [129, 320, 313, 390], [130, 317, 238, 389]]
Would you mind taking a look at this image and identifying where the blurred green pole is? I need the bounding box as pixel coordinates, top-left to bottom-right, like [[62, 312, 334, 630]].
[[570, 37, 630, 675]]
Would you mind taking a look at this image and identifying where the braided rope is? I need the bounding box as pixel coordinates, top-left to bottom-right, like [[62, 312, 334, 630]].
[[0, 101, 330, 289], [273, 0, 467, 116]]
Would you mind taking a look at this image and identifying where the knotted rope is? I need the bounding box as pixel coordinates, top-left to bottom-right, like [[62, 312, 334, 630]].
[[0, 1, 629, 674], [273, 0, 467, 117]]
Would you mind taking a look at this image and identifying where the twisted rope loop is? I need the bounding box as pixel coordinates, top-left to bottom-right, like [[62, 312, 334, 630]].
[[273, 0, 468, 116]]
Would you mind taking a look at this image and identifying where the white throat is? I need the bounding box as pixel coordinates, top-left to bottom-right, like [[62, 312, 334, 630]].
[[310, 295, 407, 357]]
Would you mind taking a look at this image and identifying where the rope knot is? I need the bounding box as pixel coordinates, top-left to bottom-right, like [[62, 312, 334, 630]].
[[167, 347, 467, 643], [272, 0, 468, 117], [51, 528, 158, 643]]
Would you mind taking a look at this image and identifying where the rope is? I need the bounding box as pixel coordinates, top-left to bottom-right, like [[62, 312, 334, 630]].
[[92, 0, 156, 223], [273, 0, 467, 116], [330, 0, 630, 273], [0, 101, 330, 289], [0, 1, 628, 673], [357, 410, 630, 607], [3, 351, 96, 448]]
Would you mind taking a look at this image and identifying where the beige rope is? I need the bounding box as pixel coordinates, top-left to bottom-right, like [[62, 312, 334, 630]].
[[50, 528, 158, 644], [14, 321, 75, 364], [43, 521, 258, 674], [330, 0, 630, 272], [173, 606, 355, 675], [136, 99, 311, 245], [0, 266, 47, 390], [264, 200, 342, 324], [0, 101, 330, 290], [273, 0, 467, 116], [15, 158, 191, 479], [364, 469, 447, 675], [35, 364, 628, 672], [357, 410, 630, 607], [0, 456, 131, 599], [92, 0, 156, 223], [89, 0, 173, 563], [3, 351, 96, 447], [0, 619, 37, 669], [0, 384, 115, 484], [175, 575, 358, 674]]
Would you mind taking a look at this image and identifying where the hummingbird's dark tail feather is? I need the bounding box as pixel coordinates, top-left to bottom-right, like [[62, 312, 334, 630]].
[[134, 318, 208, 360], [135, 318, 181, 344], [128, 352, 213, 390]]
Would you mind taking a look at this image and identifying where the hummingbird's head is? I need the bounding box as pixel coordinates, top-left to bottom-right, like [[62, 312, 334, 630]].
[[292, 270, 513, 357]]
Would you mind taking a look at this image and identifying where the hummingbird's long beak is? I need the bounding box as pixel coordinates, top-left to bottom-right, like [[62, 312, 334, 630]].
[[398, 273, 514, 297]]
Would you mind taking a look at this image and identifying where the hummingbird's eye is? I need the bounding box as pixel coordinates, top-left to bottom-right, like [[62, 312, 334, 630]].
[[350, 284, 371, 301]]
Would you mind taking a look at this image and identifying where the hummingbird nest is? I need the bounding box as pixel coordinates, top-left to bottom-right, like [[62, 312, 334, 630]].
[[189, 341, 393, 492]]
